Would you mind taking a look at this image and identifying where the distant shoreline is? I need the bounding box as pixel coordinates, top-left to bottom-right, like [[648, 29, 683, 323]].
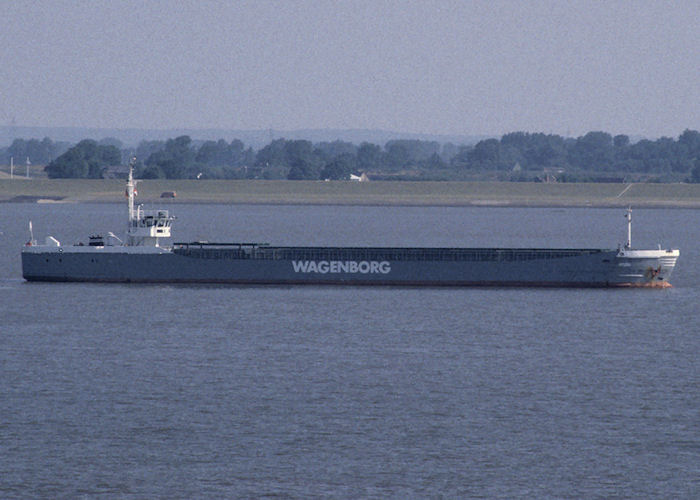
[[2, 179, 700, 208], [5, 198, 699, 210]]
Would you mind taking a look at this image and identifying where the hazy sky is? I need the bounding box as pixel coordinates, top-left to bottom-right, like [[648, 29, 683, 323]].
[[1, 0, 698, 138]]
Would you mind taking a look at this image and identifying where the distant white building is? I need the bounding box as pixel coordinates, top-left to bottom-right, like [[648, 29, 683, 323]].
[[349, 173, 370, 182]]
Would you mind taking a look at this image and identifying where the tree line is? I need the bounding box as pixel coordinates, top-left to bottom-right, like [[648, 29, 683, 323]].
[[3, 130, 700, 182]]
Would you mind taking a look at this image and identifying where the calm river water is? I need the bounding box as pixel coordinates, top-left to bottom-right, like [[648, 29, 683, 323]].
[[1, 203, 698, 498]]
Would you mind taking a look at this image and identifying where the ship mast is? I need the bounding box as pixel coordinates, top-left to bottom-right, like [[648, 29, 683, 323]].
[[126, 158, 136, 230], [625, 207, 632, 249]]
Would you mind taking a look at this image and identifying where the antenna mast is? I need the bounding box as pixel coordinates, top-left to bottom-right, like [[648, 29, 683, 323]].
[[28, 220, 36, 246], [625, 207, 632, 249], [127, 158, 136, 225]]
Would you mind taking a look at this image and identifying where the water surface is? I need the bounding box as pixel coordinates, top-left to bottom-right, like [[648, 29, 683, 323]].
[[1, 204, 698, 498]]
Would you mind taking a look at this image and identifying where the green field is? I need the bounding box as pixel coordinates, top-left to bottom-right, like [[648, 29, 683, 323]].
[[2, 178, 700, 207]]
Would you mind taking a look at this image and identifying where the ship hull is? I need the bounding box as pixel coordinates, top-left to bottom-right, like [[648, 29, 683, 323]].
[[21, 245, 678, 287]]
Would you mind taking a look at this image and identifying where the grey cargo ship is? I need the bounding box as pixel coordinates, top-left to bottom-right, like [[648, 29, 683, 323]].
[[22, 168, 679, 287]]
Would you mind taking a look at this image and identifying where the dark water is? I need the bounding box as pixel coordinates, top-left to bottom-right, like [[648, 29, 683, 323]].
[[1, 203, 699, 498]]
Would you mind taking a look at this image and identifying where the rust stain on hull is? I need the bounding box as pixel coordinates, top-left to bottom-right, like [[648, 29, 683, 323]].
[[615, 281, 672, 288]]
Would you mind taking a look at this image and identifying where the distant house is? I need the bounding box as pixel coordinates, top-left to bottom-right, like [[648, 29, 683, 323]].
[[540, 167, 566, 183], [160, 191, 177, 198], [349, 173, 370, 182]]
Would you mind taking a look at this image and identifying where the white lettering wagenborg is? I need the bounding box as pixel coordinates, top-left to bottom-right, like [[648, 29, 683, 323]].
[[292, 260, 391, 274]]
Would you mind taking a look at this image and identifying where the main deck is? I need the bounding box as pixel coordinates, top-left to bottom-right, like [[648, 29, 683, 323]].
[[172, 242, 606, 262]]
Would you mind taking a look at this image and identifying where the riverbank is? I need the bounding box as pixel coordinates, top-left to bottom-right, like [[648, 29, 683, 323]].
[[2, 179, 700, 207]]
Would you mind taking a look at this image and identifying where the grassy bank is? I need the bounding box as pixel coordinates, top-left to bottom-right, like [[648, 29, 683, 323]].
[[2, 178, 700, 207]]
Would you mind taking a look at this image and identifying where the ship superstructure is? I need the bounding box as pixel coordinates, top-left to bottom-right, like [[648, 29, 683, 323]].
[[125, 167, 174, 247]]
